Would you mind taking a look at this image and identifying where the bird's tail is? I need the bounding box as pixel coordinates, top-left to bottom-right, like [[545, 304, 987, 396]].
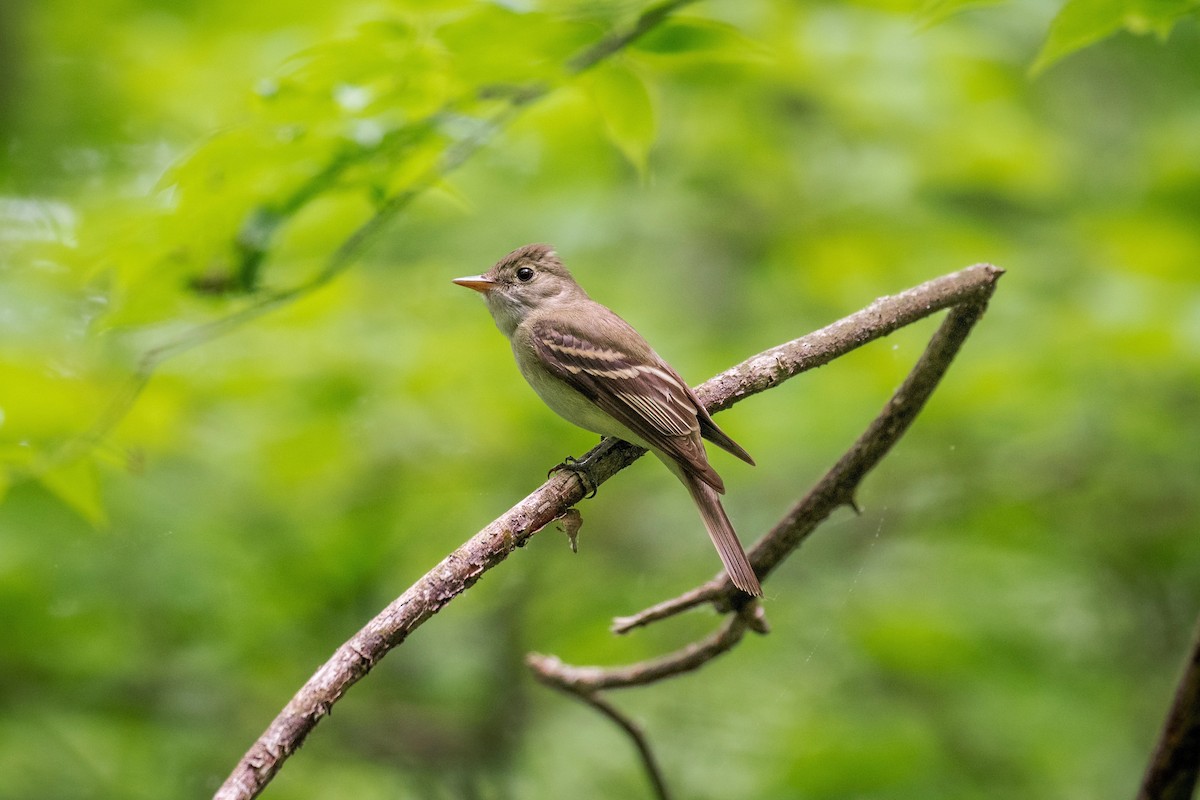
[[683, 474, 763, 597]]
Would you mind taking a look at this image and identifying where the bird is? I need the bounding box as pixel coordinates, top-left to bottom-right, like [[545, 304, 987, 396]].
[[453, 243, 762, 596]]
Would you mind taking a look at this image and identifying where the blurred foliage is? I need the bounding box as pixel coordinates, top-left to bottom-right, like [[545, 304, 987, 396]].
[[2, 0, 1199, 798]]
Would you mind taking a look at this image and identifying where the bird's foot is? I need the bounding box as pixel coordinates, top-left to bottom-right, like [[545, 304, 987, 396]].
[[549, 454, 599, 499]]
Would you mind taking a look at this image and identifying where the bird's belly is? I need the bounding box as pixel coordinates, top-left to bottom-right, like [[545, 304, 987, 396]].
[[517, 356, 646, 447]]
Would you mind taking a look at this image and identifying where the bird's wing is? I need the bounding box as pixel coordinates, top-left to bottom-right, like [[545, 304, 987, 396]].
[[528, 316, 727, 492], [694, 394, 755, 466]]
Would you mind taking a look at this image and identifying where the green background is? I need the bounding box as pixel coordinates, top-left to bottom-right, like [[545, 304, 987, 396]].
[[1, 0, 1198, 797]]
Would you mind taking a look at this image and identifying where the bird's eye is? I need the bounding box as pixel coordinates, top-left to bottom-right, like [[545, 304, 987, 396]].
[[516, 266, 535, 282]]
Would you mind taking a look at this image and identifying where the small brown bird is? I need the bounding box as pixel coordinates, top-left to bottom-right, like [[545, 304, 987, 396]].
[[454, 244, 761, 596]]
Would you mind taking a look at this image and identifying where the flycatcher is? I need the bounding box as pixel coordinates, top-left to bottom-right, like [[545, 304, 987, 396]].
[[454, 243, 762, 596]]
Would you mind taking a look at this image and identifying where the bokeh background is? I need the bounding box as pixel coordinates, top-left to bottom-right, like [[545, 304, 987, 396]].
[[2, 0, 1198, 797]]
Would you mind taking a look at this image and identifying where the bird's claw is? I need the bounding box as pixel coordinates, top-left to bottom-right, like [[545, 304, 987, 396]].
[[549, 455, 599, 499]]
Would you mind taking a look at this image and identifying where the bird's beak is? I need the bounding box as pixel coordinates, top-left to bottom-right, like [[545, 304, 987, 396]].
[[452, 274, 496, 294]]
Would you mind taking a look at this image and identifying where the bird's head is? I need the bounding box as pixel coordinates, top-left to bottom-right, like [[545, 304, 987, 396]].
[[454, 243, 586, 336]]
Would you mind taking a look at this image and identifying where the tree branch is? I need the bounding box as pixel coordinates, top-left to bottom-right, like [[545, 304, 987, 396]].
[[1138, 613, 1200, 800], [213, 264, 1003, 799]]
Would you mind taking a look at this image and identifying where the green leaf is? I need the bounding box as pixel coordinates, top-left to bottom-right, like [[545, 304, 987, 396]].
[[39, 457, 108, 528], [632, 17, 769, 62], [584, 61, 656, 174], [1032, 0, 1200, 74], [435, 6, 588, 85]]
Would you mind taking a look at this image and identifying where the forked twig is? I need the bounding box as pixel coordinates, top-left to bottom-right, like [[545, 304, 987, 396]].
[[531, 266, 1004, 797]]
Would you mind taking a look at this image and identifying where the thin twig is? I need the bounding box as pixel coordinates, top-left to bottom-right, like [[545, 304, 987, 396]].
[[526, 613, 755, 800], [528, 613, 750, 692], [212, 264, 1003, 799], [567, 0, 699, 73], [546, 690, 674, 800], [1137, 613, 1200, 800]]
